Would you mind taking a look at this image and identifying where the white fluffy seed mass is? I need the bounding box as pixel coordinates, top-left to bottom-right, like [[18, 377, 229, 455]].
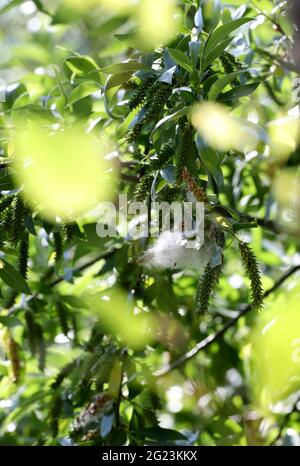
[[139, 230, 214, 272]]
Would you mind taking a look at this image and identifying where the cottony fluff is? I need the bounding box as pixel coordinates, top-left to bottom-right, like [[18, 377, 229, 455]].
[[139, 230, 214, 273]]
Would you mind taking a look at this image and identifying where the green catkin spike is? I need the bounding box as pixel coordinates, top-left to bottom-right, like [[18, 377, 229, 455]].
[[134, 174, 153, 202], [57, 302, 69, 336], [63, 223, 74, 244], [51, 361, 77, 389], [238, 241, 264, 310], [175, 121, 194, 183], [24, 310, 37, 355], [0, 196, 13, 214], [50, 394, 62, 438], [144, 82, 172, 123], [7, 334, 21, 383], [128, 77, 155, 110], [195, 264, 222, 315], [152, 141, 174, 170], [126, 122, 143, 144], [162, 186, 181, 203], [53, 231, 63, 264], [35, 323, 46, 372], [12, 196, 24, 244], [18, 233, 29, 278]]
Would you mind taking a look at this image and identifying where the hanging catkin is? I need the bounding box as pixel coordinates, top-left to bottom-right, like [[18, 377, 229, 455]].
[[128, 77, 155, 110], [12, 196, 24, 244], [7, 334, 21, 383], [152, 141, 174, 170], [19, 233, 29, 279], [194, 264, 222, 315], [175, 121, 194, 183], [238, 241, 264, 310], [53, 231, 63, 264], [0, 195, 13, 214], [134, 174, 153, 202]]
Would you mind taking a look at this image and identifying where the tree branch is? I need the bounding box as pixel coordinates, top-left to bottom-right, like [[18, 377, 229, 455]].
[[8, 249, 116, 315], [155, 264, 300, 378]]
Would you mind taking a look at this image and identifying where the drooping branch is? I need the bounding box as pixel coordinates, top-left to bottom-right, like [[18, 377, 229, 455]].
[[155, 264, 300, 378]]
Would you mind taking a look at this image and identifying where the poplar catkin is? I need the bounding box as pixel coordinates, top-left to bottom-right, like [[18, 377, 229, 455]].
[[53, 231, 63, 264], [51, 361, 77, 389], [7, 335, 21, 383], [175, 121, 194, 183], [35, 323, 46, 372], [195, 264, 222, 316], [238, 241, 264, 310], [57, 302, 69, 336], [50, 394, 62, 438], [12, 196, 25, 244], [144, 82, 172, 123], [25, 310, 37, 355], [128, 77, 155, 110], [134, 174, 153, 202], [152, 141, 174, 170], [181, 168, 207, 202], [0, 196, 13, 214], [19, 233, 29, 279]]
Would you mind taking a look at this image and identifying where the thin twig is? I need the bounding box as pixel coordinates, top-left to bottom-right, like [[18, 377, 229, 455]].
[[155, 265, 300, 377]]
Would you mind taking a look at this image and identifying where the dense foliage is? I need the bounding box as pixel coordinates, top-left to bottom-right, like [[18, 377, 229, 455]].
[[0, 0, 299, 446]]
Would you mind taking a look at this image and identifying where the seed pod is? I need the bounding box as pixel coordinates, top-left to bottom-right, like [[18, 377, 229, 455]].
[[195, 264, 222, 315], [238, 241, 264, 310]]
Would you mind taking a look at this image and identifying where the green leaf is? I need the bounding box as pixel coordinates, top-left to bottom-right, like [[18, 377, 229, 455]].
[[60, 295, 89, 310], [68, 82, 100, 105], [159, 66, 177, 85], [218, 82, 260, 102], [202, 37, 233, 70], [208, 71, 244, 100], [167, 48, 193, 72], [64, 56, 99, 75], [138, 427, 187, 443], [0, 316, 22, 328], [101, 61, 147, 75], [204, 18, 253, 58], [105, 72, 133, 91], [153, 106, 190, 134], [0, 259, 31, 295]]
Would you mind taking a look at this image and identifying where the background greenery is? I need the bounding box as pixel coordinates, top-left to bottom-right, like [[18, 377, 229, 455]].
[[0, 0, 299, 446]]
